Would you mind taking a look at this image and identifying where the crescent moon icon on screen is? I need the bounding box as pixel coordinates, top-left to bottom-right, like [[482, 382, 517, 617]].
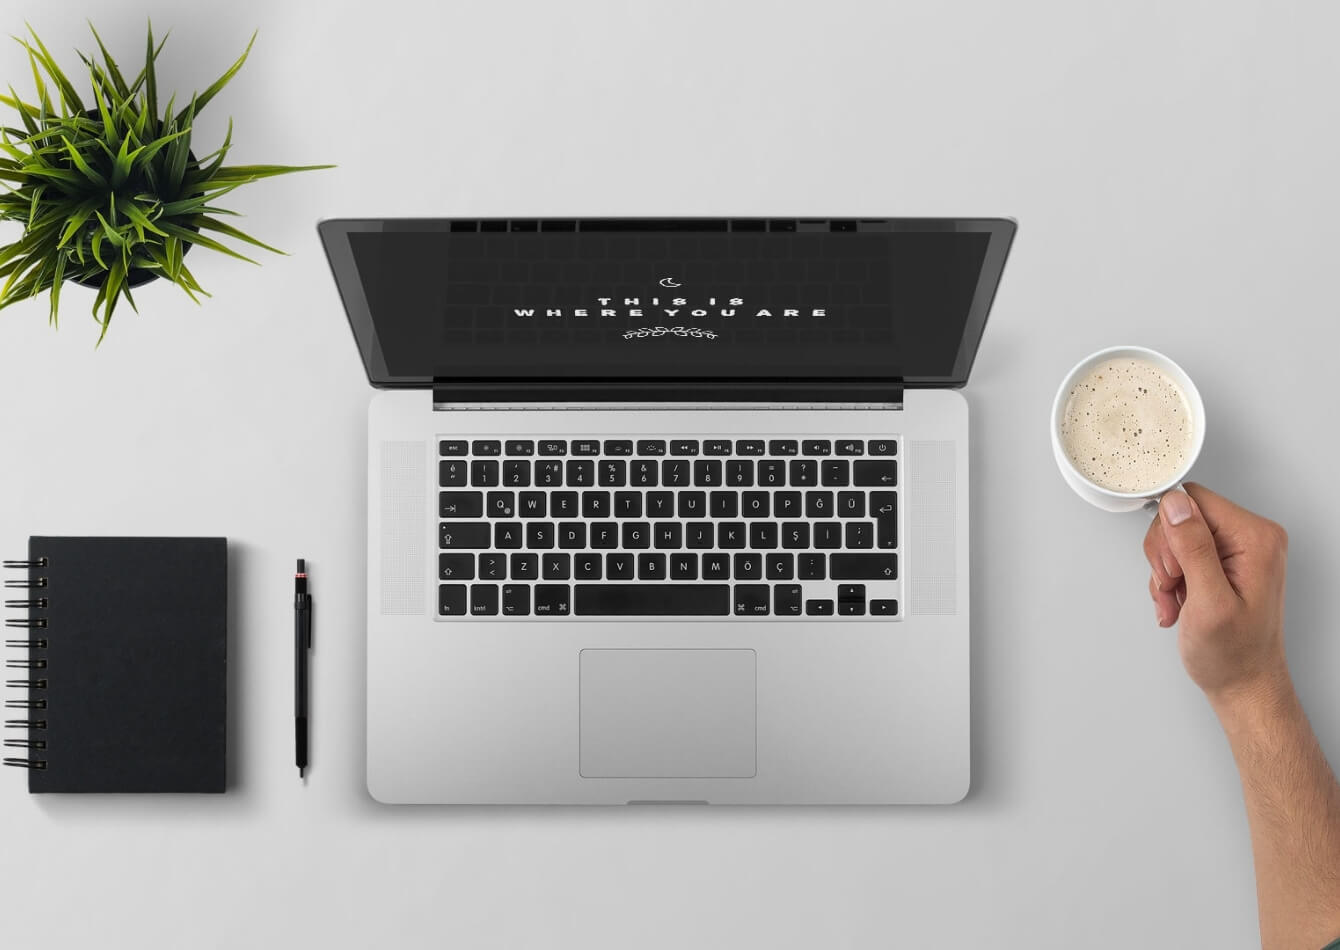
[[658, 277, 681, 288]]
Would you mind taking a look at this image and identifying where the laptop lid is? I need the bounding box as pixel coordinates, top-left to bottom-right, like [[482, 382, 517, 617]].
[[318, 218, 1015, 402]]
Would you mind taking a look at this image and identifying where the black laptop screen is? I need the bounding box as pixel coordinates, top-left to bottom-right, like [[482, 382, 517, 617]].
[[324, 220, 1013, 387]]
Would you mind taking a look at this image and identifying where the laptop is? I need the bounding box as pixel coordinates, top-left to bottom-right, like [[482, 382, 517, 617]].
[[318, 217, 1015, 804]]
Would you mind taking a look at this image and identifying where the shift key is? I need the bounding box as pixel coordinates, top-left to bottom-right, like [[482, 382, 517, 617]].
[[829, 553, 898, 580], [439, 522, 491, 549]]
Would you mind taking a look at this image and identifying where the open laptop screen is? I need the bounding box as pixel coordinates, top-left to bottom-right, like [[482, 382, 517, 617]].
[[320, 219, 1015, 389]]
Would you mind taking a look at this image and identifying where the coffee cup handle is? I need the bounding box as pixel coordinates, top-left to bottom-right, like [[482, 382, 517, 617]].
[[1143, 481, 1187, 514]]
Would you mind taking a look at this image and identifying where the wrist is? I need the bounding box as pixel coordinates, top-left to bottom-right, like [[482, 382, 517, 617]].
[[1207, 668, 1296, 731]]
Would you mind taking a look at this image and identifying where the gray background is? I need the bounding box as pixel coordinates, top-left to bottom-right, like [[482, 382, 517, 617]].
[[0, 1, 1335, 946]]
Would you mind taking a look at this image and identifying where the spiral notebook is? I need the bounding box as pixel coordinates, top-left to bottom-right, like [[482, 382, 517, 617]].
[[4, 537, 227, 793]]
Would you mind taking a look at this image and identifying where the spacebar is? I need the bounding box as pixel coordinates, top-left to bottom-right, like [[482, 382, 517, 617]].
[[574, 584, 730, 615]]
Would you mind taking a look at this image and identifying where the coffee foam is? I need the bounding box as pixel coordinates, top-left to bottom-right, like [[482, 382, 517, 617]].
[[1059, 357, 1193, 493]]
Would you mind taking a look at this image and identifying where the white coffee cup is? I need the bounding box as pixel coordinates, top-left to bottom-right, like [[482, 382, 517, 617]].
[[1050, 345, 1206, 513]]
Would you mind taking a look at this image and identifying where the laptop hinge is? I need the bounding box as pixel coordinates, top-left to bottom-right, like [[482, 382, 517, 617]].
[[430, 379, 903, 407]]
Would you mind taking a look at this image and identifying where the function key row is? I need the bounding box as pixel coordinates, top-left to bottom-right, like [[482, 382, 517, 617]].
[[441, 457, 897, 489], [440, 438, 898, 458]]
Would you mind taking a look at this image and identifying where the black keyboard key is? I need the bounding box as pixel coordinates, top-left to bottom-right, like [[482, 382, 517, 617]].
[[510, 553, 538, 580], [789, 460, 818, 486], [839, 599, 865, 616], [519, 492, 546, 518], [758, 460, 786, 487], [599, 460, 626, 487], [503, 460, 530, 487], [802, 440, 831, 456], [551, 492, 579, 518], [606, 553, 636, 579], [769, 440, 798, 456], [734, 584, 769, 616], [439, 553, 474, 581], [439, 459, 468, 487], [470, 584, 499, 616], [575, 584, 729, 616], [782, 522, 810, 549], [538, 439, 567, 456], [487, 491, 515, 518], [815, 522, 842, 549], [734, 553, 762, 581], [582, 491, 610, 519], [693, 459, 722, 487], [871, 599, 899, 616], [686, 522, 714, 549], [845, 522, 874, 548], [558, 522, 586, 549], [767, 553, 794, 580], [631, 460, 659, 487], [775, 584, 803, 616], [440, 491, 483, 518], [534, 585, 571, 616], [637, 440, 667, 456], [440, 523, 491, 549], [839, 584, 865, 603], [735, 440, 765, 455], [670, 553, 698, 580], [702, 553, 730, 580], [799, 553, 826, 579], [854, 460, 898, 487], [478, 553, 506, 581], [536, 461, 563, 487], [572, 440, 601, 456], [821, 460, 850, 487], [869, 439, 897, 457], [494, 523, 523, 549], [710, 491, 738, 518], [502, 585, 530, 616], [603, 440, 633, 456], [439, 584, 468, 616], [742, 491, 770, 519], [662, 459, 690, 487], [638, 553, 666, 580], [830, 553, 898, 580], [774, 492, 802, 518], [574, 553, 602, 579], [622, 522, 650, 549], [836, 439, 864, 456], [647, 491, 675, 519], [543, 553, 571, 580], [704, 439, 732, 456], [472, 440, 501, 457], [671, 440, 699, 456], [805, 491, 833, 519], [872, 491, 897, 549], [591, 522, 618, 549], [440, 439, 467, 456], [838, 491, 865, 518], [677, 491, 706, 518], [806, 599, 834, 616], [718, 522, 746, 549], [526, 522, 554, 549], [566, 460, 595, 487], [614, 491, 642, 518], [749, 522, 778, 549], [726, 460, 754, 487], [505, 440, 534, 456], [654, 523, 683, 549]]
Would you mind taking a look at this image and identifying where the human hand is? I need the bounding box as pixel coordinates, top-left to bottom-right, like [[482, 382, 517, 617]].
[[1142, 483, 1290, 704]]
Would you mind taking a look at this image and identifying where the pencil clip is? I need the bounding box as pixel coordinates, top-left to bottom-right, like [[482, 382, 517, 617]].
[[2, 559, 47, 569], [4, 640, 46, 649], [3, 758, 46, 769], [5, 659, 46, 669], [3, 738, 44, 749], [5, 699, 45, 709], [6, 679, 46, 690], [4, 599, 45, 610], [5, 719, 45, 729], [4, 618, 46, 628]]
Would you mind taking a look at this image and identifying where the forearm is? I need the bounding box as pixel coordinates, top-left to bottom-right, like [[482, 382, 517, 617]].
[[1212, 674, 1340, 950]]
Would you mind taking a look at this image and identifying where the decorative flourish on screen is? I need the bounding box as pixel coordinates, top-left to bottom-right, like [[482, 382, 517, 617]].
[[622, 326, 719, 340]]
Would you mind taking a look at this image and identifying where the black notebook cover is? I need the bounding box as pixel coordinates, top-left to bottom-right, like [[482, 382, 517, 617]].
[[19, 537, 227, 793]]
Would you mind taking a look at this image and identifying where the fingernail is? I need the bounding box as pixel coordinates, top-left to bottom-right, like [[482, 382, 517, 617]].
[[1162, 491, 1192, 526]]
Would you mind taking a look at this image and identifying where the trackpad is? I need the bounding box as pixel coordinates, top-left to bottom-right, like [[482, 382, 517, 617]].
[[580, 649, 756, 779]]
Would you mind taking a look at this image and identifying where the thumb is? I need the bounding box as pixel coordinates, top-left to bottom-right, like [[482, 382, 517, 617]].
[[1159, 490, 1232, 599]]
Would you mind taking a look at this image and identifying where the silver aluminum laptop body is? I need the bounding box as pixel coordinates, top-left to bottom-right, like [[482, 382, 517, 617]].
[[320, 217, 1015, 804]]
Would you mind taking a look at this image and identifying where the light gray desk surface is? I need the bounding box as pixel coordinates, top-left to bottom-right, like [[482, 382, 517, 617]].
[[1, 1, 1336, 947]]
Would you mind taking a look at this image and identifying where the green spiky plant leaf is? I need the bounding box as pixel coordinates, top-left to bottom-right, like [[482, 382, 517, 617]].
[[0, 22, 332, 342]]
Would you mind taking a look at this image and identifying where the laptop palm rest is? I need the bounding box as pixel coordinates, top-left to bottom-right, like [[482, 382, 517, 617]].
[[579, 649, 757, 780]]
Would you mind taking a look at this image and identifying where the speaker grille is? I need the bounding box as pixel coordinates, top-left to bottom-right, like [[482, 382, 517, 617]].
[[908, 440, 957, 616], [379, 440, 426, 616]]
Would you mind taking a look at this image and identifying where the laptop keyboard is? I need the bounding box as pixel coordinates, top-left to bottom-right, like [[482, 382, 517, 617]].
[[437, 437, 900, 620]]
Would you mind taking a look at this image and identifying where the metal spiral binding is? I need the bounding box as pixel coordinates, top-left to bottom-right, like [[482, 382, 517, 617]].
[[3, 558, 46, 771]]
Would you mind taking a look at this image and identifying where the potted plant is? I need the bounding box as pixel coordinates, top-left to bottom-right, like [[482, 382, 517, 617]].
[[0, 23, 330, 340]]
